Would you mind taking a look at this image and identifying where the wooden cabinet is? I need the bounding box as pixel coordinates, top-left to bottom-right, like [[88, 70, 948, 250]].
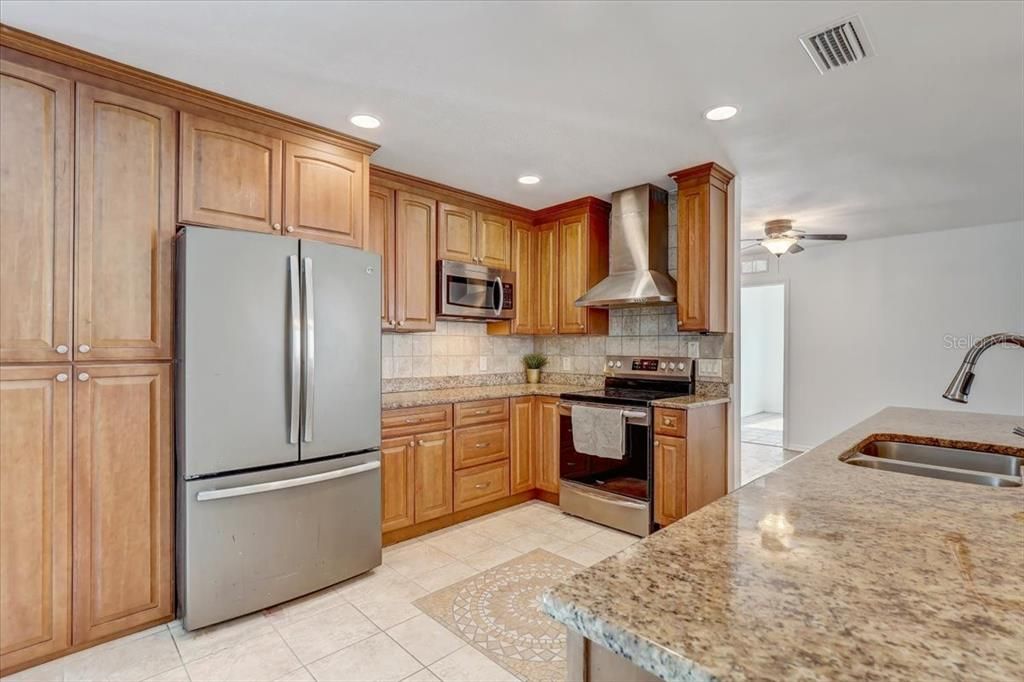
[[381, 436, 416, 533], [394, 191, 437, 331], [412, 430, 453, 523], [453, 398, 508, 428], [367, 184, 395, 327], [0, 365, 72, 672], [71, 363, 173, 644], [654, 407, 686, 438], [0, 59, 73, 364], [669, 163, 734, 333], [508, 220, 537, 334], [75, 83, 176, 362], [437, 203, 511, 269], [509, 396, 534, 494], [534, 221, 558, 335], [454, 461, 509, 511], [534, 396, 561, 493], [557, 214, 588, 334], [381, 404, 452, 437], [180, 113, 282, 233], [284, 142, 365, 247], [454, 422, 508, 470], [653, 436, 686, 527]]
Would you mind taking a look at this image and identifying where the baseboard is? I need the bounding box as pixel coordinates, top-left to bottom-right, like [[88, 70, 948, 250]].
[[383, 490, 539, 546]]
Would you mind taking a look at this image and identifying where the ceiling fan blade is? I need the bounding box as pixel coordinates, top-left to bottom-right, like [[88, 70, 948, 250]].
[[740, 238, 762, 242], [741, 243, 763, 251], [798, 234, 847, 241], [787, 243, 805, 254]]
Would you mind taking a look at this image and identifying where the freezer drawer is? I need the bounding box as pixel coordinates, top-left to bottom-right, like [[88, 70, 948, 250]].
[[178, 452, 381, 630]]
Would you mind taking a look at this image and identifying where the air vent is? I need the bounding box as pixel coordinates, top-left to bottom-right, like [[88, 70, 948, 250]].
[[799, 15, 875, 74]]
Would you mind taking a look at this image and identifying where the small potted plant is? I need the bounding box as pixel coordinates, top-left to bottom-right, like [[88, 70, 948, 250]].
[[522, 353, 548, 384]]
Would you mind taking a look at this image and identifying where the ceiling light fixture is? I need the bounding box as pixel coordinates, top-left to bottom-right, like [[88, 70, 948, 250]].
[[761, 236, 797, 256], [703, 105, 738, 121], [518, 175, 541, 185], [349, 114, 381, 129]]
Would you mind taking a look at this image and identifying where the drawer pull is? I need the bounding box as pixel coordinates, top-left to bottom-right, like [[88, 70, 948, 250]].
[[474, 442, 491, 449], [474, 409, 487, 415], [404, 418, 420, 423], [417, 439, 444, 446], [663, 417, 673, 425], [474, 482, 491, 489]]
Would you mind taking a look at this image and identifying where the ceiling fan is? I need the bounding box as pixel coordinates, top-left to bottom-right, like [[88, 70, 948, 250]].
[[742, 219, 847, 256]]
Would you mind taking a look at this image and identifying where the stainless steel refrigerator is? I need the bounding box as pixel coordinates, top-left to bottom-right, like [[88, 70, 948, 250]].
[[176, 226, 382, 630]]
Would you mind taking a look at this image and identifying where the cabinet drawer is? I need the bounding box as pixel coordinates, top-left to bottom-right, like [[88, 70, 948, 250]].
[[454, 461, 509, 511], [382, 404, 452, 438], [454, 422, 509, 470], [654, 407, 686, 437], [453, 398, 509, 427]]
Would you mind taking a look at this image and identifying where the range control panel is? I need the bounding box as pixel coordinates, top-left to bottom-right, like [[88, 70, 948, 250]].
[[605, 356, 694, 376]]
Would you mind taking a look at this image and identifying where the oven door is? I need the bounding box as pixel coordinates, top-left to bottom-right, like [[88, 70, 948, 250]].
[[437, 260, 515, 320], [557, 402, 651, 501]]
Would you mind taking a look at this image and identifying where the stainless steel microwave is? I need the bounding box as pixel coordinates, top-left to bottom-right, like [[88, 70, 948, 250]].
[[437, 260, 515, 320]]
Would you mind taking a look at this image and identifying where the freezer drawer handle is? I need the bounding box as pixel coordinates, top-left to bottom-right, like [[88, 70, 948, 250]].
[[196, 461, 380, 502]]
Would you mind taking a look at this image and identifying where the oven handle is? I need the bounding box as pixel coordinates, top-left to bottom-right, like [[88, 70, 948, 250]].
[[557, 401, 649, 426]]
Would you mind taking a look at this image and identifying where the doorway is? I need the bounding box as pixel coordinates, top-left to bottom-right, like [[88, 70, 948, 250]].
[[740, 283, 798, 484]]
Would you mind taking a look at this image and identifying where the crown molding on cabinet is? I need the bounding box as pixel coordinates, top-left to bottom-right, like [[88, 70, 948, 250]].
[[370, 165, 535, 223]]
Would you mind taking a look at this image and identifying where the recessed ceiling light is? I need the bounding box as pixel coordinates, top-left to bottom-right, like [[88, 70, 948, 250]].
[[518, 175, 541, 185], [349, 114, 381, 129], [703, 105, 738, 121]]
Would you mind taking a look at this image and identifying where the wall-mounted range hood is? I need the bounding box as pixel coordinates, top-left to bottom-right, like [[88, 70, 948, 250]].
[[575, 183, 676, 308]]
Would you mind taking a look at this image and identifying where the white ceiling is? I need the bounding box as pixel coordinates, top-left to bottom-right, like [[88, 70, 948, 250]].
[[3, 1, 1022, 241]]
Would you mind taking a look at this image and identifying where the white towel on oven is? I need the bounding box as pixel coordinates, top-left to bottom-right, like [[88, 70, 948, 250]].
[[571, 405, 626, 460]]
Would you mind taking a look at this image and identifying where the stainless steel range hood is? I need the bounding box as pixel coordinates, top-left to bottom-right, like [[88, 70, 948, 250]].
[[575, 184, 676, 307]]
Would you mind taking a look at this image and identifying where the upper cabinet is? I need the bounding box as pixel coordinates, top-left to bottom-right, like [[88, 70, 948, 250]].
[[180, 113, 370, 245], [438, 203, 512, 269], [539, 198, 609, 335], [534, 220, 558, 335], [0, 59, 73, 364], [669, 163, 735, 333], [75, 83, 176, 361], [393, 191, 437, 332], [368, 183, 395, 327]]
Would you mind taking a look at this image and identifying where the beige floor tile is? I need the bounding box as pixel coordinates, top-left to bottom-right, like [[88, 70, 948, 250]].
[[421, 527, 498, 558], [264, 585, 349, 627], [427, 645, 518, 682], [274, 602, 379, 664], [580, 527, 638, 552], [353, 598, 423, 630], [273, 667, 315, 681], [0, 657, 65, 682], [306, 632, 422, 682], [402, 669, 441, 681], [64, 630, 182, 682], [462, 544, 522, 571], [414, 561, 478, 592], [342, 572, 428, 608], [386, 614, 466, 666], [553, 542, 617, 567], [382, 537, 421, 557], [550, 516, 604, 542], [383, 543, 458, 579], [184, 630, 300, 682], [170, 612, 277, 663], [144, 666, 191, 681], [504, 530, 570, 553], [468, 516, 528, 544]]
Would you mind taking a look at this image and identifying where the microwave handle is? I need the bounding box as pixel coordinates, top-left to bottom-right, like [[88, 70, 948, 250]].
[[494, 275, 504, 315]]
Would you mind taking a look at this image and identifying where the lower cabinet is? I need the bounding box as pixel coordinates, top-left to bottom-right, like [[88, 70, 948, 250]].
[[380, 437, 416, 533], [653, 436, 687, 526], [412, 431, 453, 523], [534, 397, 561, 493], [653, 405, 727, 528], [454, 461, 509, 511], [509, 397, 534, 494]]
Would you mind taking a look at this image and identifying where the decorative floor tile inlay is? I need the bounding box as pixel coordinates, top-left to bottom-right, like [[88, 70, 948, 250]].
[[414, 549, 582, 682]]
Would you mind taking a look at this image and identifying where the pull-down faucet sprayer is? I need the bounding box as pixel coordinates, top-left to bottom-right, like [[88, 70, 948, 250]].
[[941, 333, 1024, 437]]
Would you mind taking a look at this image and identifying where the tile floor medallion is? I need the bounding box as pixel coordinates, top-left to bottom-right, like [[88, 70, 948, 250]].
[[414, 549, 582, 682]]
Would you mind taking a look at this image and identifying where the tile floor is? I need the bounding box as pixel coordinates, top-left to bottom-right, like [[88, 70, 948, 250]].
[[740, 412, 802, 485], [4, 501, 636, 682]]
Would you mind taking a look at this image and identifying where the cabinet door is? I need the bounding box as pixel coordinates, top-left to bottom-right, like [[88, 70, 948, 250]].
[[509, 396, 534, 494], [654, 436, 687, 527], [75, 84, 176, 362], [381, 436, 415, 533], [180, 112, 282, 233], [284, 142, 365, 247], [72, 363, 173, 644], [437, 202, 475, 264], [557, 215, 588, 334], [394, 192, 437, 331], [509, 221, 535, 334], [676, 184, 709, 331], [368, 183, 395, 328], [477, 213, 512, 269], [0, 60, 73, 364], [413, 430, 452, 523], [0, 365, 71, 673], [534, 397, 561, 493], [534, 221, 558, 335]]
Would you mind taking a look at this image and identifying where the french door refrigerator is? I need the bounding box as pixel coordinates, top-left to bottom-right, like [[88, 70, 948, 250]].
[[176, 226, 382, 630]]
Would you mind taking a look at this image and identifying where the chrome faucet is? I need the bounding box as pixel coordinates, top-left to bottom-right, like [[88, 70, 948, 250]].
[[942, 333, 1024, 437]]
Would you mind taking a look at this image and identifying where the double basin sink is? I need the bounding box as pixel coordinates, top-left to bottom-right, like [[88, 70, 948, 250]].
[[842, 439, 1023, 487]]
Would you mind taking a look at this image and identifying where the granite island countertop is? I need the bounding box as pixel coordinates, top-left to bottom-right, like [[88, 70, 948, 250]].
[[541, 407, 1024, 681]]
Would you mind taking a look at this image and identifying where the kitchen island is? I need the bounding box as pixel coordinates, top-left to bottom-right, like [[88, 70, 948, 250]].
[[541, 407, 1024, 681]]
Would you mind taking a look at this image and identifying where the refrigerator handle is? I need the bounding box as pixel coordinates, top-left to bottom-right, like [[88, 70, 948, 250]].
[[301, 256, 315, 443], [288, 255, 301, 444]]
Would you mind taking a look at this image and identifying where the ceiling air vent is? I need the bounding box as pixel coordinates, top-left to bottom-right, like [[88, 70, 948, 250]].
[[799, 15, 875, 74]]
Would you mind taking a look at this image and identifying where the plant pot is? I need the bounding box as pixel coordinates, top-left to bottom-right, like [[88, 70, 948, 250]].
[[525, 369, 541, 384]]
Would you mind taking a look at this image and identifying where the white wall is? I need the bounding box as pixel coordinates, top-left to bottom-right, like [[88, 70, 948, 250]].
[[745, 221, 1024, 449], [740, 284, 785, 417]]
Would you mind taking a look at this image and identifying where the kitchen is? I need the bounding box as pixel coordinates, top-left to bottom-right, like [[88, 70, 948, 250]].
[[1, 2, 1022, 682]]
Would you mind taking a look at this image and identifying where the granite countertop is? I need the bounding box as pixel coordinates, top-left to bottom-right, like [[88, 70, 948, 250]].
[[542, 407, 1024, 681], [649, 395, 731, 410], [381, 383, 581, 409]]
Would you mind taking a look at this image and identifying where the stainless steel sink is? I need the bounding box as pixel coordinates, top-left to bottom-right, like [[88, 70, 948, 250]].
[[842, 440, 1023, 487]]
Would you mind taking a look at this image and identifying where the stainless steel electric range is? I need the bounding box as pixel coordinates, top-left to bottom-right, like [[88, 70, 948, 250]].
[[558, 356, 695, 536]]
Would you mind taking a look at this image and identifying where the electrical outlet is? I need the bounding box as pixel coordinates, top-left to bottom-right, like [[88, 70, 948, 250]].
[[479, 357, 488, 371], [698, 359, 723, 378], [562, 357, 572, 371], [686, 341, 700, 357]]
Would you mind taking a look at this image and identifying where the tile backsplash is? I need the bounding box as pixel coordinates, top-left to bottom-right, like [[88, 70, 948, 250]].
[[382, 321, 533, 380]]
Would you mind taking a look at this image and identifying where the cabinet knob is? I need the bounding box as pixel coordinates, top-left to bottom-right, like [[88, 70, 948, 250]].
[[78, 344, 91, 353], [55, 344, 68, 354], [272, 223, 281, 231], [654, 440, 660, 446], [397, 320, 405, 327], [55, 373, 68, 383], [286, 225, 295, 233], [77, 372, 90, 382], [409, 440, 414, 447]]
